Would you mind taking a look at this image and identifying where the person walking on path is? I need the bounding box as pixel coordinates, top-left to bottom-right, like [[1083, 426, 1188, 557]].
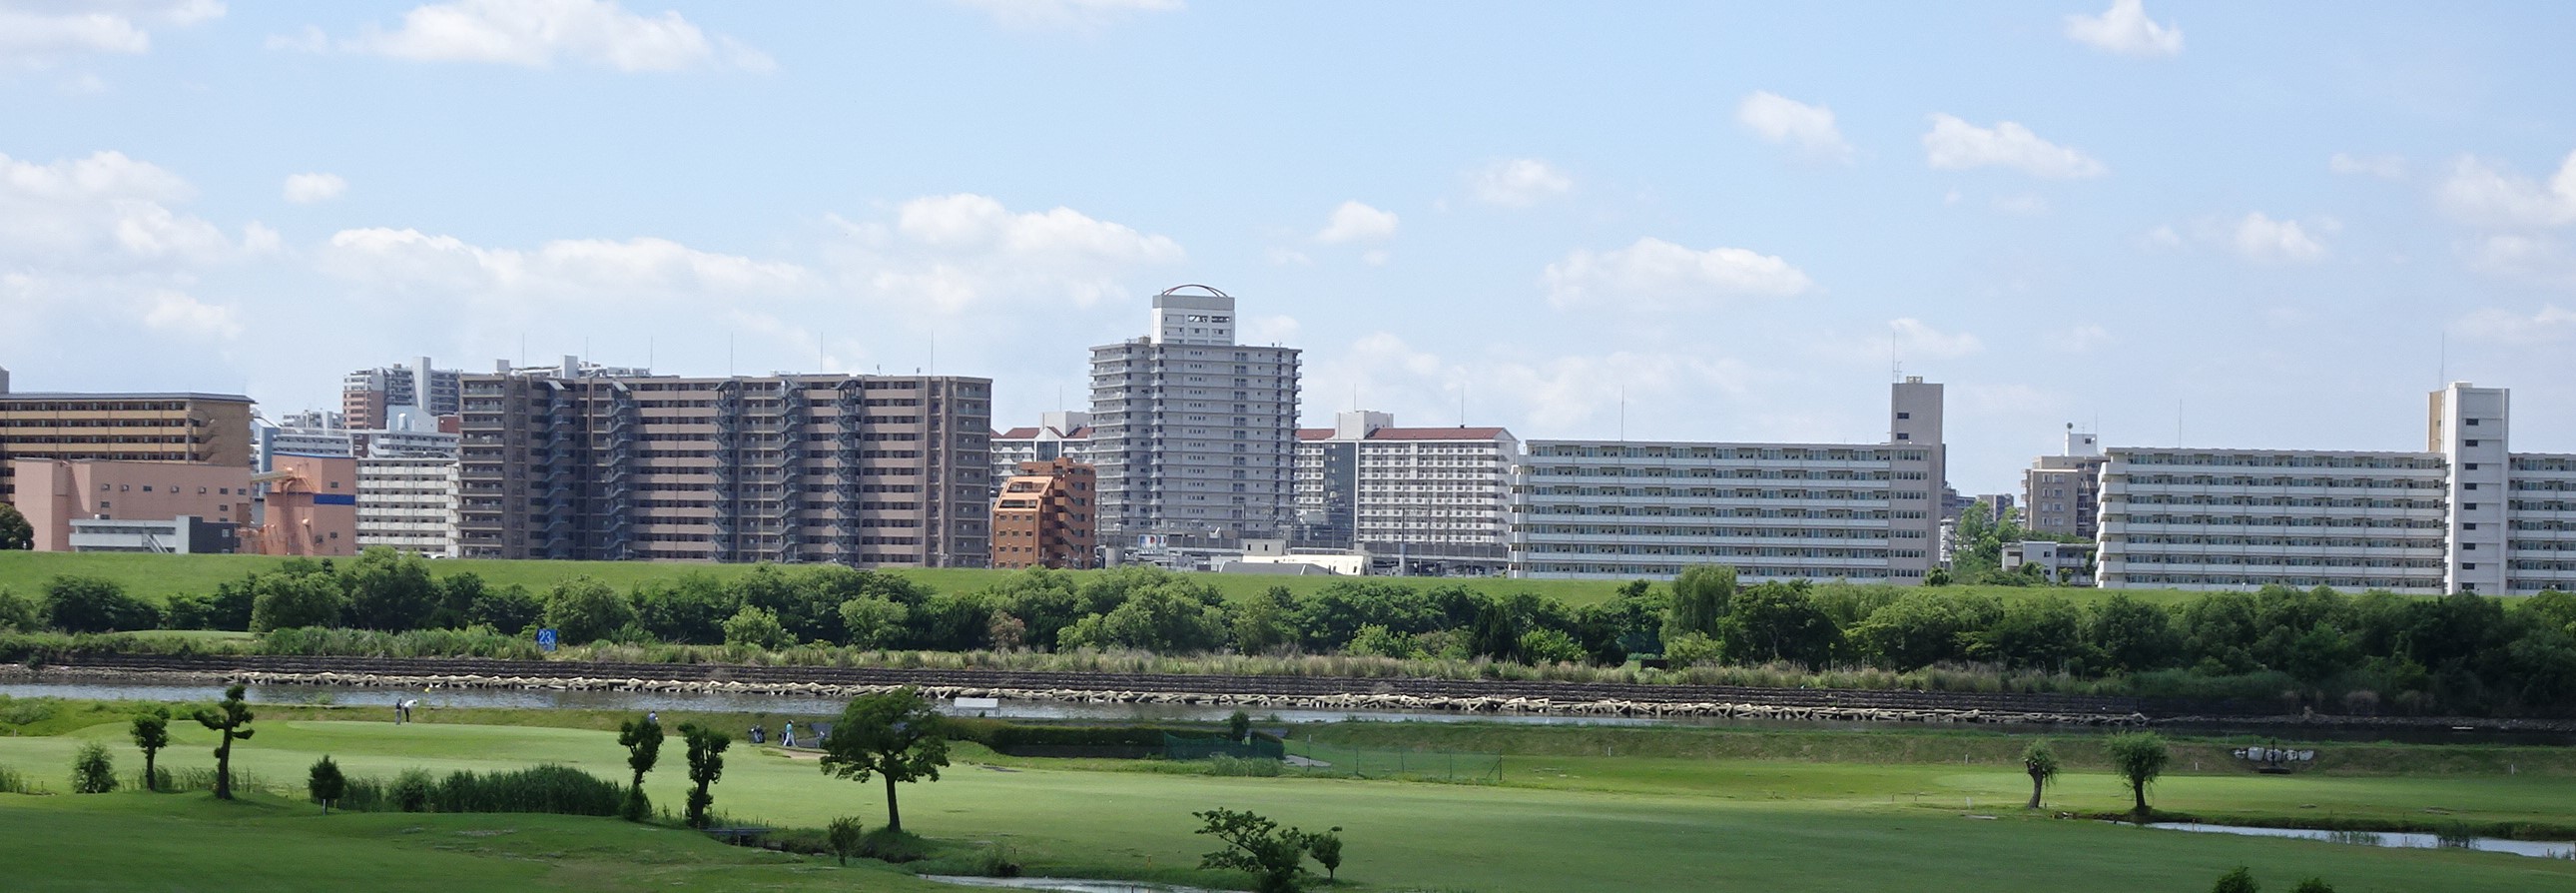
[[781, 720, 797, 748]]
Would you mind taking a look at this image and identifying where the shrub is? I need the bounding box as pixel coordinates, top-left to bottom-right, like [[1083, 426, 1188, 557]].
[[71, 742, 116, 794], [2212, 866, 2258, 893], [308, 756, 347, 813], [2291, 880, 2335, 893], [855, 827, 931, 863], [430, 765, 622, 816], [0, 763, 40, 794], [0, 588, 39, 632], [826, 816, 866, 866], [968, 842, 1022, 877], [43, 576, 159, 633], [249, 572, 345, 633], [391, 769, 434, 812]]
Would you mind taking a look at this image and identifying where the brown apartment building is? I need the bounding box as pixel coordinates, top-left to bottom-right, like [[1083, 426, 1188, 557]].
[[0, 371, 257, 507], [456, 363, 991, 566], [990, 457, 1097, 569]]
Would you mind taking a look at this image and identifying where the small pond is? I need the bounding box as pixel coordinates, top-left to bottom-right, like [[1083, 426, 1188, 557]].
[[2145, 822, 2576, 859]]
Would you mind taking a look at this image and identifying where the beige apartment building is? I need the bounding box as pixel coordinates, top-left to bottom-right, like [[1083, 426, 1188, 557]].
[[990, 457, 1098, 569], [456, 361, 992, 565], [7, 458, 256, 551], [0, 373, 256, 507]]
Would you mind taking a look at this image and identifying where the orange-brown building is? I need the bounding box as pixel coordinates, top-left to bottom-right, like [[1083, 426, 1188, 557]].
[[0, 385, 256, 507], [990, 457, 1097, 569], [251, 453, 360, 557]]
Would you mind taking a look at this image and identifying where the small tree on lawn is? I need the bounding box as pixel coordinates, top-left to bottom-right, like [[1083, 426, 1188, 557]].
[[2290, 879, 2335, 893], [1227, 710, 1253, 743], [826, 816, 866, 866], [678, 722, 731, 829], [1194, 808, 1326, 893], [71, 742, 117, 793], [192, 684, 256, 800], [818, 686, 949, 835], [2106, 732, 2171, 816], [308, 755, 346, 814], [617, 714, 663, 821], [2022, 739, 2060, 809], [2212, 866, 2259, 893], [131, 707, 171, 792], [1307, 825, 1345, 882]]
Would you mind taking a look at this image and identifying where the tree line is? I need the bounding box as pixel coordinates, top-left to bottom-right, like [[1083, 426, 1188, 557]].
[[8, 548, 2576, 715]]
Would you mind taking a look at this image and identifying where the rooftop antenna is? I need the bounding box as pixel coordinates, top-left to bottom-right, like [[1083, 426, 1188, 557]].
[[2176, 397, 2185, 447], [928, 330, 937, 378], [728, 334, 736, 377], [1618, 387, 1627, 442], [647, 337, 655, 371]]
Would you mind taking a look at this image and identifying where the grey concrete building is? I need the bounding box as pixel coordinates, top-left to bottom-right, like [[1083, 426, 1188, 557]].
[[1088, 286, 1301, 556], [1508, 379, 1947, 582], [457, 359, 991, 566], [1292, 411, 1517, 569], [2023, 428, 2107, 540]]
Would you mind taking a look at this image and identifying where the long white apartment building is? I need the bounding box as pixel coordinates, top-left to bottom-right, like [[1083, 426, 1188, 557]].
[[1508, 379, 1946, 581], [991, 411, 1094, 495], [2095, 383, 2576, 594], [355, 455, 459, 558], [1292, 411, 1516, 565]]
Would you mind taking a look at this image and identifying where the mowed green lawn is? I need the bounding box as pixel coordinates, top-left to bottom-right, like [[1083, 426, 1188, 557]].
[[0, 550, 2212, 609], [3, 716, 2569, 892]]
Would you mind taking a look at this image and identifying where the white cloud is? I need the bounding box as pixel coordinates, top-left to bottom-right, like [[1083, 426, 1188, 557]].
[[1468, 158, 1572, 207], [2452, 304, 2576, 345], [141, 288, 242, 339], [1736, 91, 1852, 163], [1889, 318, 1983, 359], [2233, 212, 2328, 263], [299, 0, 774, 73], [2064, 0, 2183, 58], [2462, 234, 2576, 291], [2437, 151, 2576, 229], [282, 172, 346, 204], [1923, 115, 2105, 179], [1306, 332, 1756, 433], [953, 0, 1183, 29], [1544, 238, 1814, 310], [2328, 152, 2406, 180], [1265, 247, 1312, 267], [1990, 193, 2050, 216], [0, 0, 223, 69], [827, 193, 1186, 314], [2142, 225, 2183, 250], [319, 228, 815, 304], [0, 149, 247, 268], [1239, 314, 1299, 345], [1314, 200, 1399, 244], [2050, 324, 2113, 353]]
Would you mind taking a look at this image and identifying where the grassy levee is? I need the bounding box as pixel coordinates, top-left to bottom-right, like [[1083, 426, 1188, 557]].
[[0, 788, 950, 892], [0, 549, 2215, 608], [4, 703, 2573, 891]]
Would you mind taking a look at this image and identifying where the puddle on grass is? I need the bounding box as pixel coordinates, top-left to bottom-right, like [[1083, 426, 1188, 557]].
[[921, 876, 1241, 893], [2143, 822, 2576, 859]]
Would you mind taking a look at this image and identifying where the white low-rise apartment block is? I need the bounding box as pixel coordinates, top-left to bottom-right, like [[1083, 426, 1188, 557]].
[[2096, 383, 2576, 595], [355, 455, 459, 558], [1508, 379, 1946, 582], [991, 411, 1093, 495], [1292, 411, 1516, 568]]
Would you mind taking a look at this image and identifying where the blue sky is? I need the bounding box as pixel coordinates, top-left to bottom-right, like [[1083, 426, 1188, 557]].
[[5, 0, 2576, 495]]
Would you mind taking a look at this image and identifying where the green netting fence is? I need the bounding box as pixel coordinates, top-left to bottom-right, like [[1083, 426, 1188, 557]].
[[1282, 739, 1503, 782], [1163, 733, 1286, 761]]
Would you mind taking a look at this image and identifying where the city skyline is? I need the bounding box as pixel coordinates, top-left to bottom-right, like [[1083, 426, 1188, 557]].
[[7, 1, 2576, 496]]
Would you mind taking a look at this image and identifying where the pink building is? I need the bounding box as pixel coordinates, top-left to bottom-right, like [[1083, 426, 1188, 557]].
[[8, 458, 254, 551], [252, 453, 359, 557]]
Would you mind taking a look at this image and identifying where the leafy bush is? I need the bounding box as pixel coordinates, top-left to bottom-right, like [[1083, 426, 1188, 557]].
[[826, 816, 866, 865], [391, 769, 434, 812], [2212, 866, 2258, 893], [856, 827, 932, 863], [309, 756, 347, 812], [0, 763, 40, 794], [43, 576, 159, 633], [70, 742, 116, 793], [429, 764, 622, 816]]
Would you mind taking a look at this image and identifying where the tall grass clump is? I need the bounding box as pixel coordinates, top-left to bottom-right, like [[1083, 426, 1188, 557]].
[[258, 626, 541, 660], [428, 764, 622, 816], [0, 763, 40, 794], [168, 767, 271, 796]]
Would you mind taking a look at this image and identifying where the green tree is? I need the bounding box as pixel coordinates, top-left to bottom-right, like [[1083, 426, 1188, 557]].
[[192, 684, 257, 800], [71, 742, 116, 793], [2290, 879, 2335, 893], [1059, 581, 1228, 653], [2021, 739, 2060, 809], [678, 722, 732, 829], [0, 587, 39, 632], [43, 575, 160, 632], [130, 707, 171, 792], [1717, 581, 1840, 667], [1306, 826, 1345, 882], [836, 596, 911, 649], [2212, 866, 2259, 893], [2105, 732, 2171, 815], [1230, 585, 1296, 654], [470, 582, 544, 634], [985, 609, 1027, 650], [722, 604, 793, 649], [1227, 710, 1253, 743], [341, 546, 439, 630], [633, 571, 738, 643], [430, 570, 486, 629], [2089, 594, 2183, 673], [818, 687, 950, 834], [542, 575, 636, 644], [1664, 564, 1734, 642], [308, 755, 347, 813], [249, 571, 346, 632], [1965, 594, 2088, 671], [617, 714, 663, 821], [1518, 627, 1588, 664], [1193, 807, 1327, 893], [0, 502, 31, 549], [826, 816, 866, 865]]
